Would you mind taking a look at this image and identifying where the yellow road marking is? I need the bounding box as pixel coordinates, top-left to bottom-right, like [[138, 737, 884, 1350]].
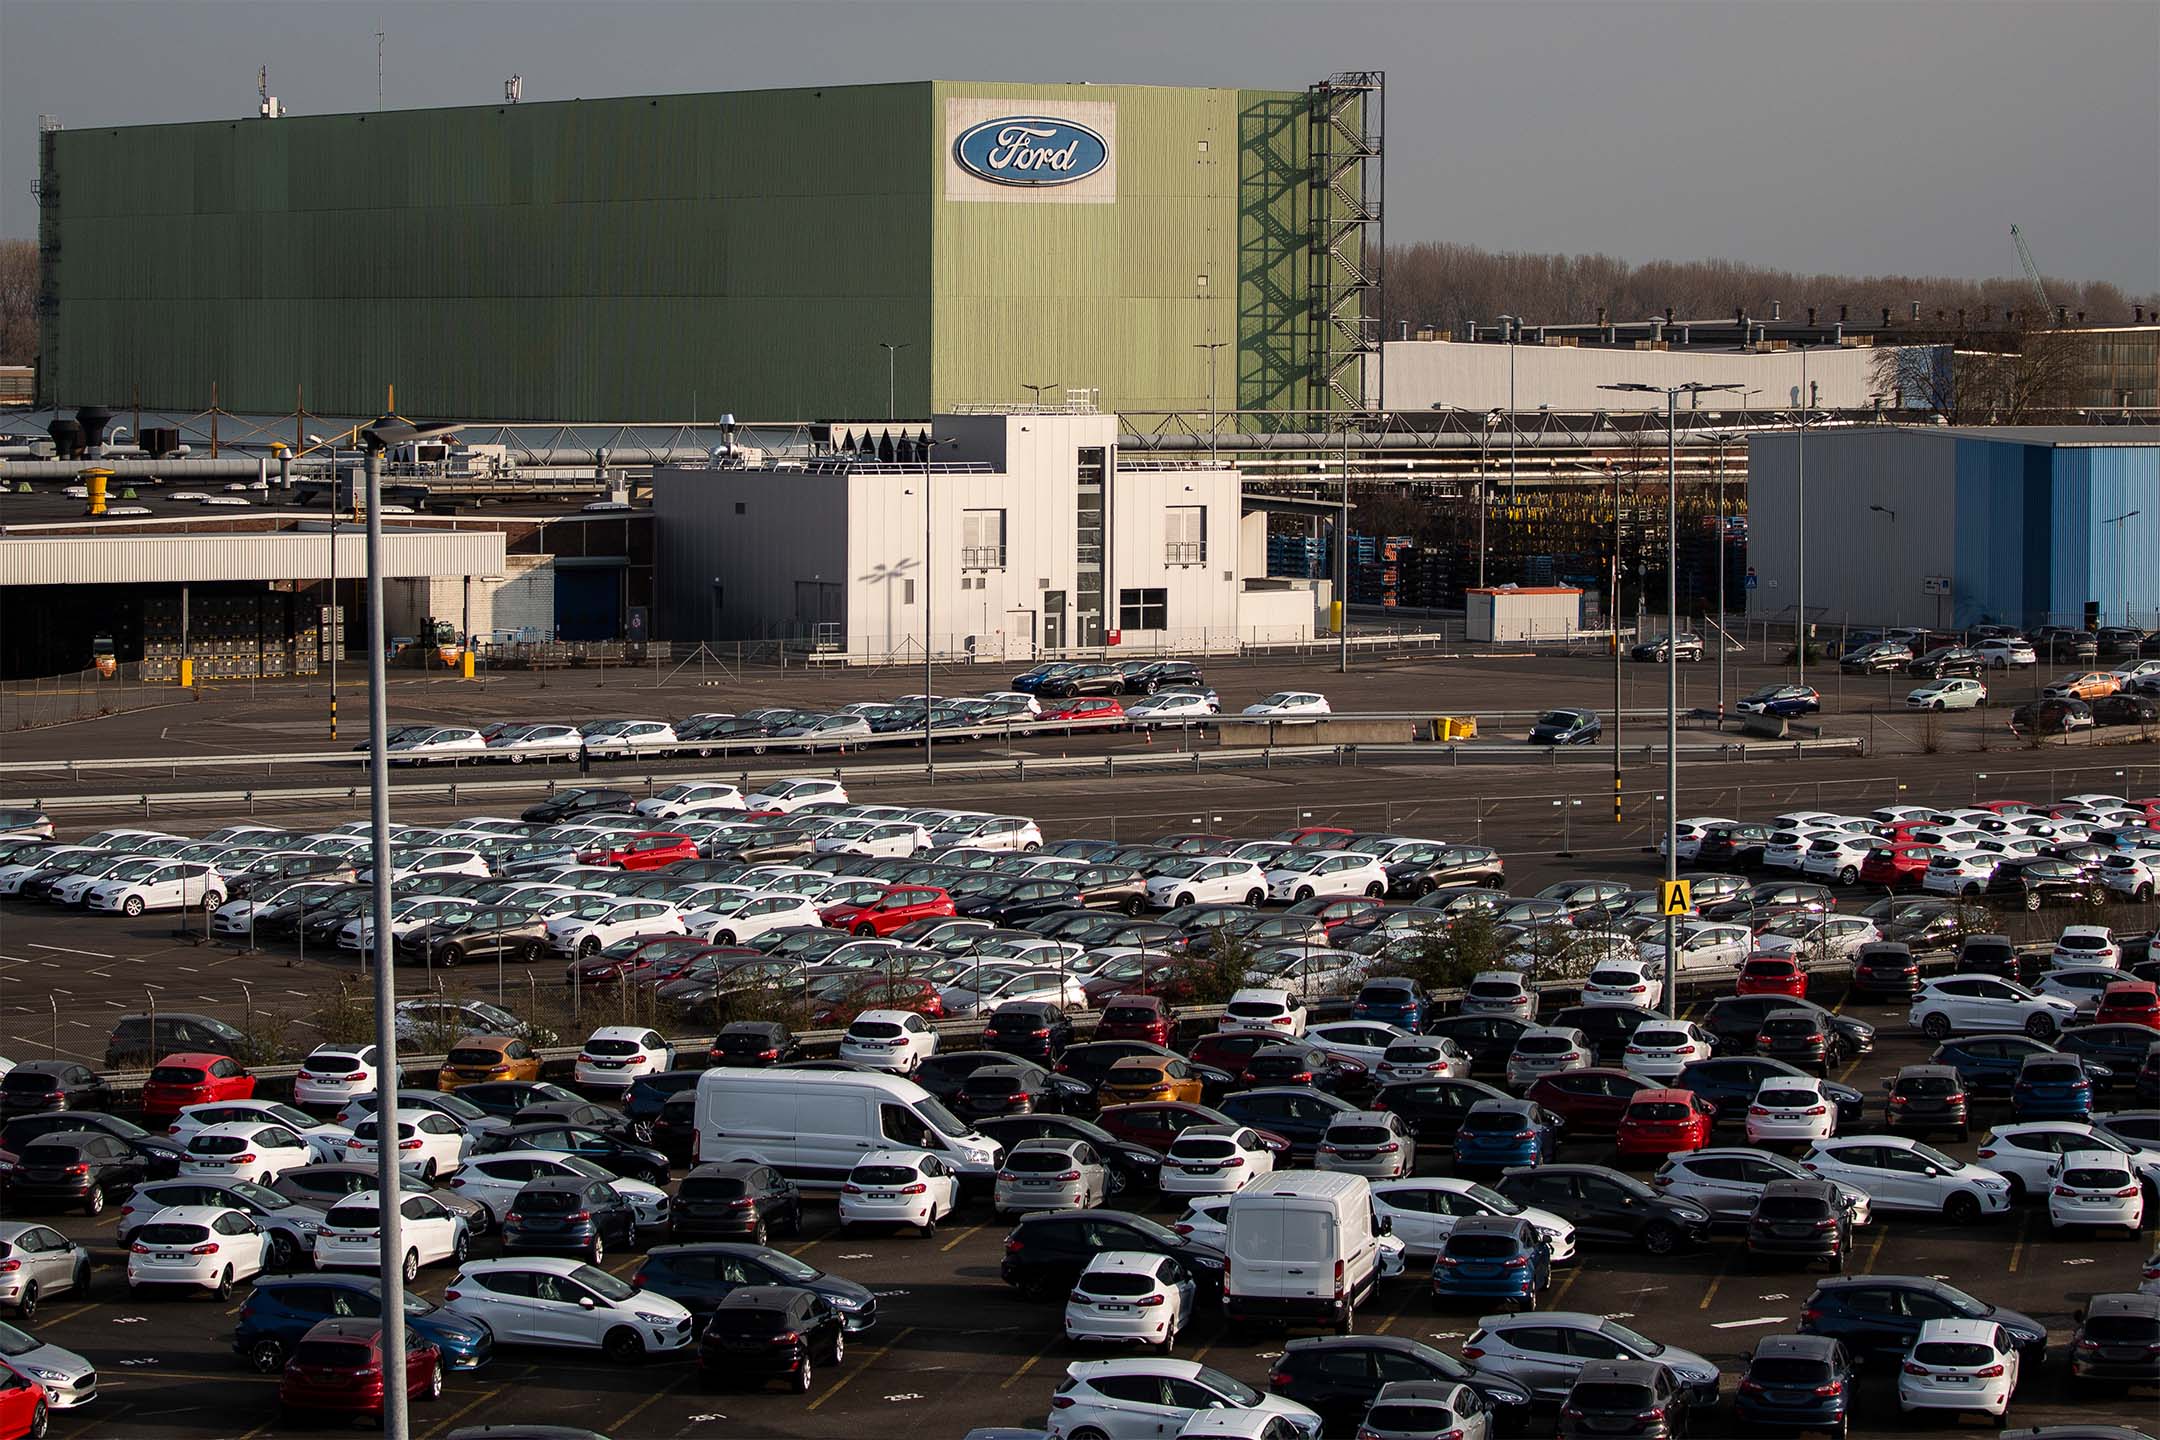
[[41, 1304, 97, 1325], [1000, 1334, 1060, 1390], [601, 1370, 689, 1435], [806, 1324, 914, 1413], [422, 1383, 506, 1439], [1548, 1268, 1581, 1306], [66, 1403, 130, 1439], [2007, 1213, 2029, 1274], [939, 1221, 986, 1254], [1860, 1226, 1888, 1275]]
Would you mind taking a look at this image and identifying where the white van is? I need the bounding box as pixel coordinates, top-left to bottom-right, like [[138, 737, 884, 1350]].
[[693, 1066, 1001, 1192], [1222, 1170, 1381, 1333]]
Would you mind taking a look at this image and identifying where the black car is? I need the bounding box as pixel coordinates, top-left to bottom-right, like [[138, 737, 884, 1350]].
[[1701, 996, 1872, 1060], [634, 1243, 875, 1332], [511, 1100, 629, 1134], [2094, 693, 2160, 727], [1527, 708, 1602, 745], [973, 1114, 1161, 1197], [1214, 1088, 1360, 1162], [394, 905, 549, 967], [1886, 1063, 1969, 1139], [1929, 1033, 2061, 1097], [1700, 882, 1834, 924], [998, 1209, 1225, 1301], [1124, 661, 1206, 695], [1558, 1360, 1689, 1440], [1369, 1078, 1510, 1146], [1267, 1335, 1533, 1435], [1746, 1178, 1851, 1268], [1907, 646, 1985, 679], [519, 789, 636, 825], [672, 1162, 802, 1244], [2056, 1024, 2160, 1088], [264, 1164, 490, 1235], [1381, 844, 1506, 898], [1546, 1005, 1663, 1065], [2068, 1293, 2160, 1385], [1987, 857, 2105, 910], [1675, 1057, 1866, 1129], [454, 1082, 583, 1122], [3, 1130, 150, 1214], [621, 1071, 703, 1145], [480, 1125, 669, 1185], [0, 1063, 113, 1117], [1799, 1275, 2046, 1368], [104, 1011, 250, 1069], [1492, 1164, 1712, 1255], [2011, 698, 2092, 735], [954, 1065, 1062, 1120], [1732, 1335, 1853, 1436], [1036, 664, 1123, 699], [502, 1176, 636, 1262], [1850, 942, 1922, 1000], [699, 1285, 845, 1393], [1698, 823, 1776, 870], [1423, 1014, 1535, 1076], [1755, 1008, 1838, 1071], [1239, 1041, 1364, 1096], [2033, 628, 2099, 661], [983, 1002, 1074, 1064]]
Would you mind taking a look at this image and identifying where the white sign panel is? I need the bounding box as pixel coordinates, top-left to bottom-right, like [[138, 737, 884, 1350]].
[[944, 98, 1117, 205]]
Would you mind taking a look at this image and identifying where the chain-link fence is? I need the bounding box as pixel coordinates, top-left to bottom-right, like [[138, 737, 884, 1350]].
[[0, 660, 189, 731]]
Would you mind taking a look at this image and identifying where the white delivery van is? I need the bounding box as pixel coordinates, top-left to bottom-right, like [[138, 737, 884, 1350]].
[[1222, 1170, 1381, 1333], [694, 1066, 1002, 1192]]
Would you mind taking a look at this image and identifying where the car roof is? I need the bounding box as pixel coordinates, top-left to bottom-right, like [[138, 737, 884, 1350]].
[[1915, 1317, 2001, 1343], [1480, 1310, 1604, 1330], [1447, 1215, 1532, 1239], [1573, 1360, 1664, 1387], [458, 1256, 593, 1275], [1751, 1333, 1842, 1362], [1080, 1249, 1170, 1273], [300, 1317, 385, 1344], [715, 1284, 810, 1312], [141, 1204, 239, 1224], [2084, 1292, 2160, 1321]]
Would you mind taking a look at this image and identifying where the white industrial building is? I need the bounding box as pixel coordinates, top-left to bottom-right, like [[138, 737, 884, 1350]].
[[652, 410, 1324, 661], [1375, 337, 1922, 414]]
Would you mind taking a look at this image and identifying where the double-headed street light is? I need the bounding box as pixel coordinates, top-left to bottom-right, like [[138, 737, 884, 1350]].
[[2104, 510, 2142, 625], [1600, 381, 1740, 1016]]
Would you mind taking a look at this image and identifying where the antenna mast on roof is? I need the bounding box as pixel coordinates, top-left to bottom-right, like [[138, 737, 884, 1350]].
[[257, 66, 284, 119]]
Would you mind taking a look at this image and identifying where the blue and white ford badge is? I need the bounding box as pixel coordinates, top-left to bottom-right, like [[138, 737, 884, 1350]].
[[952, 116, 1110, 187]]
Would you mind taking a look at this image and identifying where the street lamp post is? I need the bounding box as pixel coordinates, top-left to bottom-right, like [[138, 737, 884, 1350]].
[[1869, 507, 1898, 625], [879, 342, 911, 421], [1795, 344, 1813, 691], [1195, 343, 1228, 467], [1496, 315, 1520, 501], [1339, 424, 1352, 674], [923, 436, 956, 779], [1602, 381, 1739, 1015], [2103, 510, 2142, 625]]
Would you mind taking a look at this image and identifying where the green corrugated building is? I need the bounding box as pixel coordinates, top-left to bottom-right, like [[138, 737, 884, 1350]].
[[37, 80, 1329, 422]]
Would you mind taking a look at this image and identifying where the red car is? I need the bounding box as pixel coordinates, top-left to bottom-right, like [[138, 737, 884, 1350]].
[[1973, 799, 2043, 816], [278, 1317, 442, 1419], [1285, 896, 1383, 934], [1094, 996, 1170, 1046], [563, 935, 713, 987], [1040, 696, 1126, 725], [1614, 1088, 1715, 1159], [807, 976, 945, 1028], [0, 1361, 46, 1440], [1276, 826, 1356, 847], [2095, 980, 2160, 1029], [1736, 954, 1808, 1000], [1095, 1101, 1288, 1157], [1186, 1031, 1277, 1075], [1523, 1069, 1655, 1137], [139, 1052, 255, 1122], [819, 884, 954, 936], [1858, 842, 1936, 890], [602, 832, 699, 871]]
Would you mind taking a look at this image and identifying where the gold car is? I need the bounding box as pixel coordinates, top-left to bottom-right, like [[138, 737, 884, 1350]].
[[1098, 1054, 1204, 1105], [437, 1033, 540, 1091]]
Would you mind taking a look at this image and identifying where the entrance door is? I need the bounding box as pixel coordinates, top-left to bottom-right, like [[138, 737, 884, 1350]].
[[1043, 591, 1067, 651]]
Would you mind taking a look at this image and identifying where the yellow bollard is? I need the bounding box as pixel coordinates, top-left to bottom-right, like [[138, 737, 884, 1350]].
[[179, 657, 194, 688], [462, 650, 475, 680]]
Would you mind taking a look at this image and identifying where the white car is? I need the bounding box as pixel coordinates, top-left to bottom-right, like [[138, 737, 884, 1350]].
[[1662, 818, 1736, 863], [1621, 1020, 1715, 1081], [836, 1010, 938, 1073], [1638, 922, 1753, 976], [484, 723, 586, 762], [1145, 857, 1269, 909], [581, 720, 679, 755], [942, 969, 1088, 1018], [928, 815, 1046, 853], [344, 1114, 469, 1180], [169, 1102, 350, 1163], [1896, 1318, 2019, 1423], [84, 860, 226, 915], [1220, 988, 1308, 1038], [1799, 835, 1878, 884], [745, 777, 848, 813], [1261, 851, 1388, 904], [1303, 1021, 1410, 1072], [544, 899, 685, 957], [814, 821, 935, 858], [2046, 1149, 2145, 1235], [573, 1027, 674, 1092], [1127, 692, 1217, 725], [1506, 1027, 1592, 1089], [125, 1205, 271, 1298], [2051, 925, 2122, 969], [1906, 678, 1988, 710], [1580, 959, 1663, 1009], [292, 1045, 383, 1109], [1973, 1122, 2160, 1201], [687, 892, 820, 945], [1922, 850, 2001, 896], [1460, 971, 1537, 1022], [1046, 1359, 1321, 1440], [1371, 1035, 1470, 1083], [1976, 638, 2037, 668], [1159, 1126, 1276, 1197], [1744, 1077, 1837, 1146], [43, 854, 145, 906], [1909, 975, 2078, 1041], [837, 1149, 959, 1235], [2034, 967, 2122, 1015], [313, 1189, 470, 1279], [178, 1122, 315, 1185], [441, 1256, 694, 1358], [447, 1151, 670, 1229], [388, 726, 489, 763], [1649, 1147, 1874, 1227], [633, 782, 747, 821], [1241, 691, 1331, 719], [1753, 915, 1882, 962], [1064, 1250, 1195, 1352], [1799, 1135, 2012, 1220], [2099, 852, 2160, 902], [1368, 1177, 1579, 1262]]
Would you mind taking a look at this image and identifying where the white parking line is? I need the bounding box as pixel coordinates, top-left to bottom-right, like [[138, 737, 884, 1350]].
[[29, 943, 114, 959], [1711, 1315, 1789, 1329]]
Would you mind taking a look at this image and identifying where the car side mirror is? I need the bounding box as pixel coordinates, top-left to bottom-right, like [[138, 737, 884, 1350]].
[[578, 1295, 597, 1310], [1376, 1216, 1392, 1235], [1923, 1166, 1940, 1178]]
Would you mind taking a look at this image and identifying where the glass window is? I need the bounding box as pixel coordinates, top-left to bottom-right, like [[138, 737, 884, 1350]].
[[1118, 589, 1169, 632]]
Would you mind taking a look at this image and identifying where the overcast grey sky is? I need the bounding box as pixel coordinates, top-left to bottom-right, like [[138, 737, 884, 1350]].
[[4, 0, 2154, 288]]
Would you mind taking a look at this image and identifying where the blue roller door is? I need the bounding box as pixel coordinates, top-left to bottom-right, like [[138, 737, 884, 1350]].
[[555, 567, 621, 641]]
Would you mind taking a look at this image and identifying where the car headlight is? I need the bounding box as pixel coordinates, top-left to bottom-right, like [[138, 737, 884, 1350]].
[[633, 1311, 675, 1326], [28, 1369, 68, 1384], [828, 1293, 866, 1312]]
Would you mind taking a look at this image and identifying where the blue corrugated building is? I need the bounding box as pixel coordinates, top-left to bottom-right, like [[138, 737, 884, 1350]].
[[1745, 426, 2160, 631]]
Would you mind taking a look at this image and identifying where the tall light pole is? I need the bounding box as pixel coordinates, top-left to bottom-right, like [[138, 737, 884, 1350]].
[[1339, 423, 1352, 674], [879, 342, 911, 421], [2104, 510, 2142, 624], [1794, 343, 1812, 691], [1195, 342, 1227, 467], [922, 436, 955, 779], [1602, 382, 1739, 1015], [1496, 315, 1520, 501], [1869, 507, 1898, 625]]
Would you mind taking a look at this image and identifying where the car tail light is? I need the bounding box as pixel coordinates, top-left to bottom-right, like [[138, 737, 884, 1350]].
[[1136, 1294, 1166, 1308], [1975, 1363, 2005, 1378], [1890, 1095, 1908, 1107], [2116, 1186, 2140, 1198], [1270, 1369, 1293, 1388], [1739, 1379, 1765, 1394], [900, 1183, 927, 1195], [399, 1139, 423, 1151], [1636, 1409, 1667, 1423], [129, 1242, 149, 1254], [1749, 1104, 1768, 1116], [66, 1162, 89, 1176], [1050, 1397, 1074, 1410], [166, 1125, 181, 1135], [1005, 1237, 1025, 1254], [1814, 1380, 1845, 1396], [1561, 1406, 1584, 1420], [1271, 1016, 1292, 1026], [190, 1243, 220, 1255], [1461, 1345, 1484, 1361], [771, 1331, 802, 1346], [1803, 1307, 1824, 1323], [2053, 1185, 2075, 1197], [843, 1183, 862, 1194], [1805, 1105, 1827, 1116], [1503, 1255, 1529, 1269], [1977, 1147, 1996, 1158], [1902, 1362, 1928, 1376]]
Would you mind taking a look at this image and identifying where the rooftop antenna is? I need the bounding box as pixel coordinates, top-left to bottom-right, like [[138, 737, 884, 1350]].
[[505, 74, 523, 104], [257, 66, 284, 119], [375, 27, 385, 111]]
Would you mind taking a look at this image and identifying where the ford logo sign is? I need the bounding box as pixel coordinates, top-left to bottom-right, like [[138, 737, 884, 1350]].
[[953, 116, 1109, 187]]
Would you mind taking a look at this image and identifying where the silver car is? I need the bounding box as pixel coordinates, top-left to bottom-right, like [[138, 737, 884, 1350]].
[[1463, 1311, 1719, 1406], [0, 1317, 96, 1410], [116, 1178, 330, 1269], [0, 1224, 90, 1321], [1649, 1148, 1873, 1227], [1314, 1112, 1416, 1179], [1504, 1026, 1591, 1090], [995, 1138, 1108, 1217]]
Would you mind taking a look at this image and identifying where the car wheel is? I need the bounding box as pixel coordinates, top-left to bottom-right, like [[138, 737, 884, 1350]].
[[920, 1213, 937, 1238], [421, 1158, 439, 1181], [248, 1338, 287, 1374], [424, 1363, 443, 1401], [401, 1249, 420, 1284], [123, 895, 145, 917], [83, 1186, 105, 1216], [2024, 890, 2043, 912], [2023, 1013, 2057, 1040], [752, 1218, 769, 1247], [1334, 1293, 1356, 1336], [1838, 867, 1857, 886], [1175, 893, 1195, 908], [1364, 882, 1385, 898], [603, 1326, 646, 1365], [14, 1282, 35, 1322], [579, 937, 600, 958], [1921, 1013, 1952, 1042], [439, 945, 464, 969], [794, 1350, 815, 1393], [25, 1401, 45, 1440], [589, 1236, 606, 1266], [1943, 1191, 1982, 1226], [1070, 1430, 1110, 1440], [452, 1230, 470, 1263], [1642, 1220, 1679, 1256], [213, 1265, 234, 1301], [269, 1232, 298, 1270]]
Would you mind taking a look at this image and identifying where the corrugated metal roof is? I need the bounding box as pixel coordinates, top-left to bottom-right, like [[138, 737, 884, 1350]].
[[1928, 425, 2160, 446], [0, 530, 504, 586]]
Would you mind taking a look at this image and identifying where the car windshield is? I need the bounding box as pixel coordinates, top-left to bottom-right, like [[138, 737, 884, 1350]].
[[1194, 1367, 1260, 1406], [1601, 1320, 1661, 1356], [1909, 1143, 1961, 1172], [230, 1181, 290, 1209]]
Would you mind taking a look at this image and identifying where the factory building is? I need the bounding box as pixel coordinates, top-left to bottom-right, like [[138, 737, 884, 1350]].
[[35, 78, 1339, 422], [1745, 426, 2160, 632], [652, 410, 1324, 660]]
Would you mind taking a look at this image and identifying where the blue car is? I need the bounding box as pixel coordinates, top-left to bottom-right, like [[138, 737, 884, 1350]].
[[233, 1273, 493, 1374], [1931, 1034, 2060, 1097], [1733, 1334, 1852, 1434], [2011, 1054, 2100, 1119], [1737, 684, 1823, 718], [1352, 978, 1429, 1031], [1431, 1216, 1550, 1308], [1527, 709, 1601, 746], [1451, 1098, 1555, 1173]]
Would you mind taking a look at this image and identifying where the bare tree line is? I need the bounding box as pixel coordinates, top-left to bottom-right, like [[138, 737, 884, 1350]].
[[1383, 239, 2156, 336], [0, 239, 34, 367]]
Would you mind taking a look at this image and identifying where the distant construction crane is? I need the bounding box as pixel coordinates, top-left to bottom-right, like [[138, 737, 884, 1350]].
[[2011, 224, 2054, 320]]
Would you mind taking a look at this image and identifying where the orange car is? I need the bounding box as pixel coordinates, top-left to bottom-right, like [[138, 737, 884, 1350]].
[[2044, 671, 2120, 701], [1097, 1054, 1206, 1105], [436, 1033, 540, 1091]]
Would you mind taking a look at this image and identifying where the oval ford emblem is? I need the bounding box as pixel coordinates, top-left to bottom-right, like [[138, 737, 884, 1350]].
[[953, 116, 1109, 187]]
